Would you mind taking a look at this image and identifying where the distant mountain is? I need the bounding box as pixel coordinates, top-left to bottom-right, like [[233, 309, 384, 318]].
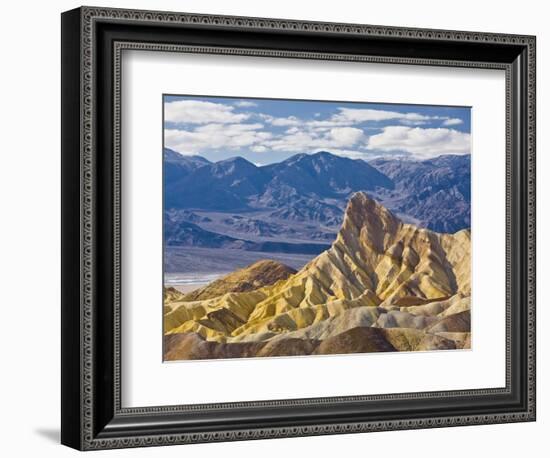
[[163, 148, 211, 184], [260, 151, 393, 199], [369, 154, 470, 233], [165, 150, 394, 212], [165, 209, 212, 224], [268, 197, 342, 226], [163, 150, 471, 254], [255, 152, 393, 226], [370, 155, 470, 200], [165, 156, 270, 210], [221, 215, 292, 237], [164, 218, 247, 249], [164, 213, 329, 255]]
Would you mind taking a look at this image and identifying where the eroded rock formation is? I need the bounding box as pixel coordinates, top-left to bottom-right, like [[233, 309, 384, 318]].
[[164, 192, 471, 360]]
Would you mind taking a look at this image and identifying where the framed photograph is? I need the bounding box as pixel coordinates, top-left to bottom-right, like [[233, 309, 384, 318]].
[[61, 6, 536, 450]]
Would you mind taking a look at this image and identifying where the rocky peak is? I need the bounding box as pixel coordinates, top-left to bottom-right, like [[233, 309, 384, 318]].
[[212, 156, 258, 176], [338, 192, 402, 253], [164, 194, 471, 355]]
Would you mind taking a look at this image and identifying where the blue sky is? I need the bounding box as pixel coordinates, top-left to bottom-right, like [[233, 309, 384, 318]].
[[164, 95, 471, 165]]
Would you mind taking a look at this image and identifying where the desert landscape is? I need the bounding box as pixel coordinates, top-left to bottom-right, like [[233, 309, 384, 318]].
[[164, 192, 470, 360], [162, 96, 471, 360]]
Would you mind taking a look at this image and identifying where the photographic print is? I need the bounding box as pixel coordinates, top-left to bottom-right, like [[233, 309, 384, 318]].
[[162, 95, 471, 361]]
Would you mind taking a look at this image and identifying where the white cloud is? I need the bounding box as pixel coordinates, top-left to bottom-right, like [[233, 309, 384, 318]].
[[260, 114, 302, 127], [328, 127, 364, 146], [309, 126, 332, 133], [442, 118, 464, 126], [163, 99, 469, 160], [263, 126, 364, 152], [307, 108, 436, 128], [367, 126, 471, 159], [165, 100, 250, 124], [325, 149, 369, 160], [165, 123, 271, 153], [195, 123, 264, 133], [306, 107, 465, 128], [334, 108, 433, 123], [306, 119, 344, 128], [251, 145, 268, 153], [272, 116, 301, 127], [234, 100, 258, 108], [264, 131, 316, 151]]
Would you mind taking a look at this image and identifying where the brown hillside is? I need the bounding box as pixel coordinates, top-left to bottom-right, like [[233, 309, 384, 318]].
[[180, 260, 296, 302]]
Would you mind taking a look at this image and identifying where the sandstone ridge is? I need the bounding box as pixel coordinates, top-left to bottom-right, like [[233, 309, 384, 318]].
[[164, 192, 471, 360]]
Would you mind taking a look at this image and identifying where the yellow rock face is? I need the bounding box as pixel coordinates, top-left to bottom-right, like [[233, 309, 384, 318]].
[[179, 259, 296, 302], [164, 192, 471, 354]]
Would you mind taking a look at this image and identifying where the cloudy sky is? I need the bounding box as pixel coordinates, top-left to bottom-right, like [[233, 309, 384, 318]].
[[164, 95, 471, 165]]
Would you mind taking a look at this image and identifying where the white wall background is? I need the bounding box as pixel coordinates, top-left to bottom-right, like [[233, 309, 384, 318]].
[[0, 0, 545, 456]]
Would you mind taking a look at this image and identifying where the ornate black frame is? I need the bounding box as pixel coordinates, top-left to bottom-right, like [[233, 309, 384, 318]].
[[61, 6, 536, 451]]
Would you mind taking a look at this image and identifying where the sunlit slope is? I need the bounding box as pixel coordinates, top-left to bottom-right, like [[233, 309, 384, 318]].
[[181, 260, 296, 302]]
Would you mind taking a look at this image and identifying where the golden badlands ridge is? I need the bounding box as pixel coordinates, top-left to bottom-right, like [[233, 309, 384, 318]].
[[164, 192, 471, 360]]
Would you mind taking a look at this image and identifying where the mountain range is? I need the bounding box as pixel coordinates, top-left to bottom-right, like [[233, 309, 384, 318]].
[[370, 154, 470, 233], [164, 215, 330, 255], [164, 149, 392, 212], [163, 148, 470, 257], [164, 193, 471, 360]]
